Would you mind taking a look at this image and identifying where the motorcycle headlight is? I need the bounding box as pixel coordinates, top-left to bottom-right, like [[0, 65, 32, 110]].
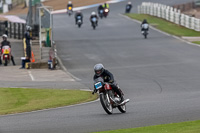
[[105, 9, 109, 12]]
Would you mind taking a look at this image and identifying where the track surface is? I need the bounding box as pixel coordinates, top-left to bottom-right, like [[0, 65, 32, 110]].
[[1, 0, 200, 133]]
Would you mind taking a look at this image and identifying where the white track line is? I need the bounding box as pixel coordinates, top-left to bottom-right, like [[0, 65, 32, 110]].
[[57, 56, 81, 81], [28, 71, 35, 81]]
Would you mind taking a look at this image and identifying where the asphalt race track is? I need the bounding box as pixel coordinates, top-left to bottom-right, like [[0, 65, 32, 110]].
[[0, 0, 200, 133]]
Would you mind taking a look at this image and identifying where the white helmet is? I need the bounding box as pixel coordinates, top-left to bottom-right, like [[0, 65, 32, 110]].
[[68, 1, 72, 4], [91, 12, 96, 15], [94, 63, 105, 76], [128, 1, 131, 4], [26, 26, 32, 31], [2, 34, 8, 38]]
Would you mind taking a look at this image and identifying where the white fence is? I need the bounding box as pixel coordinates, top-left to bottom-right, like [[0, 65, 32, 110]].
[[138, 2, 200, 31]]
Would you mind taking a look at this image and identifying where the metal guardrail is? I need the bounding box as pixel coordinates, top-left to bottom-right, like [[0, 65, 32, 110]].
[[138, 2, 200, 31]]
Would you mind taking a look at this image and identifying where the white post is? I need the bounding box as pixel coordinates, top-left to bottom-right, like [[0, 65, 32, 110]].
[[3, 4, 9, 13]]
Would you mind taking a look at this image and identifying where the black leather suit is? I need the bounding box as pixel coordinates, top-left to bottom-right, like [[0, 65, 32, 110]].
[[93, 69, 122, 97]]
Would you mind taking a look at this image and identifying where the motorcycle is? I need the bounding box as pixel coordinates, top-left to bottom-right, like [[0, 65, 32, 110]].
[[125, 5, 132, 13], [103, 8, 109, 18], [141, 23, 149, 39], [91, 17, 98, 30], [67, 6, 73, 16], [76, 16, 82, 28], [93, 77, 129, 114], [99, 9, 104, 19], [1, 46, 11, 66]]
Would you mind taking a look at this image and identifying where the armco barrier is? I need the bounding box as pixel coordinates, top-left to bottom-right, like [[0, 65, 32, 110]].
[[138, 2, 200, 31]]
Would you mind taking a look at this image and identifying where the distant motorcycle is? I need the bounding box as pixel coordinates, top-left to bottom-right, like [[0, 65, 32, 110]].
[[1, 46, 11, 66], [141, 23, 149, 39], [76, 16, 82, 28], [67, 6, 73, 16], [99, 9, 104, 19], [91, 17, 98, 30], [125, 5, 132, 13], [93, 77, 129, 114], [103, 8, 109, 18]]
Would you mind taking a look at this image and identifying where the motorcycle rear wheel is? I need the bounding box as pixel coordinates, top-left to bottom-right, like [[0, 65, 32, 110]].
[[4, 58, 8, 66], [93, 25, 96, 30], [100, 93, 113, 114]]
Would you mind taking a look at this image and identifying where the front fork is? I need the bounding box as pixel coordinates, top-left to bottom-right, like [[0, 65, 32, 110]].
[[106, 92, 111, 104]]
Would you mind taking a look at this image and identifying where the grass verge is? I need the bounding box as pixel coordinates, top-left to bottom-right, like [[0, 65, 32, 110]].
[[125, 13, 200, 37], [0, 88, 97, 115], [93, 120, 200, 133], [192, 41, 200, 45]]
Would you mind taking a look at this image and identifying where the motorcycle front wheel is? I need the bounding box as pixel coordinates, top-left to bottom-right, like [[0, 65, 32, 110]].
[[100, 93, 113, 114], [118, 104, 126, 113]]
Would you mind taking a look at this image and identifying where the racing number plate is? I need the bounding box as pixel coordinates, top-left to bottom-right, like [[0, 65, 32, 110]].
[[4, 49, 9, 54], [95, 82, 102, 90]]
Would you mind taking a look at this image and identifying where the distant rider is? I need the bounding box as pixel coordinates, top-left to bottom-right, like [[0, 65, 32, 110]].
[[102, 2, 109, 9], [98, 4, 104, 14], [74, 10, 83, 24], [141, 19, 149, 33], [126, 1, 132, 13], [90, 12, 99, 26], [0, 34, 16, 65], [93, 64, 124, 103], [67, 1, 73, 12]]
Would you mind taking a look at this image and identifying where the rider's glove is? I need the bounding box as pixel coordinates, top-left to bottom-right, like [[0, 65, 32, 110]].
[[92, 89, 97, 95], [109, 80, 113, 83]]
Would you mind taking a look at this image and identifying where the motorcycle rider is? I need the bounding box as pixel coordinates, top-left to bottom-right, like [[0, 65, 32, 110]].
[[98, 4, 104, 14], [67, 1, 73, 12], [102, 2, 109, 9], [0, 34, 16, 65], [126, 1, 132, 13], [74, 10, 83, 24], [93, 64, 124, 103], [141, 19, 149, 33], [90, 12, 98, 26]]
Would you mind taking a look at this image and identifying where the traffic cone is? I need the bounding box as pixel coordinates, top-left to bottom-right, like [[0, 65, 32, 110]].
[[31, 51, 35, 62]]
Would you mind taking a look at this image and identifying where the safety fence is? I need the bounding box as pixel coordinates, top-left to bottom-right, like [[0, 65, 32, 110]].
[[0, 21, 26, 39], [138, 2, 200, 31]]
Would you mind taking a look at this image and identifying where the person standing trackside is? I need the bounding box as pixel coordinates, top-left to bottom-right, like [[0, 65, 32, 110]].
[[19, 26, 32, 69], [25, 26, 32, 59]]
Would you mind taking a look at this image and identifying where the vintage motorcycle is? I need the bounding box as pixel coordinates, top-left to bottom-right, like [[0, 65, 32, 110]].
[[1, 46, 11, 66], [103, 8, 109, 18], [91, 17, 98, 30], [67, 6, 73, 16], [76, 16, 82, 28], [125, 4, 132, 13], [141, 23, 149, 39], [93, 77, 129, 114], [99, 9, 104, 19]]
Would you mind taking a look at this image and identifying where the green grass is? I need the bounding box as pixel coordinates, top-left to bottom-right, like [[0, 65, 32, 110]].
[[192, 41, 200, 45], [126, 13, 200, 37], [0, 88, 97, 115], [93, 120, 200, 133]]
